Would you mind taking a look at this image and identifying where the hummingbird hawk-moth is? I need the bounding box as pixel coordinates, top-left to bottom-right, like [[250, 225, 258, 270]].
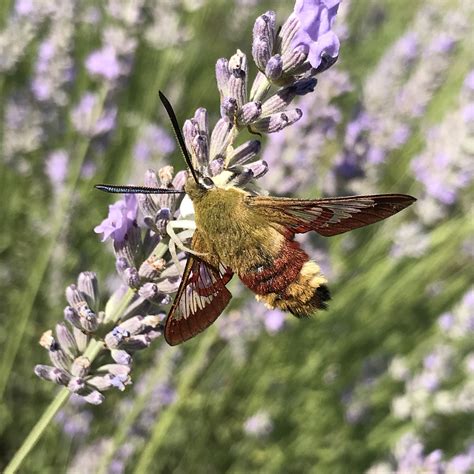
[[97, 92, 416, 346]]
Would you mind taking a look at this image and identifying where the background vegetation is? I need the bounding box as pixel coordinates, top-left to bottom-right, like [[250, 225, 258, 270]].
[[0, 0, 472, 472]]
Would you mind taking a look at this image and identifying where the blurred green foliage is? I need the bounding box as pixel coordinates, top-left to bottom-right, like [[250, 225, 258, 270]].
[[0, 0, 473, 472]]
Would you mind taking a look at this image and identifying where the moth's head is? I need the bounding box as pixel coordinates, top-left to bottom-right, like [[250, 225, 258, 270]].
[[184, 172, 215, 200]]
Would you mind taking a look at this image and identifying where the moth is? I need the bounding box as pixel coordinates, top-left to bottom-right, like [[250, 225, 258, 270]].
[[97, 92, 416, 346]]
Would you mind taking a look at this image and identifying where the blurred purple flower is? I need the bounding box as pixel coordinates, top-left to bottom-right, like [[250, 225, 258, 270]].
[[366, 146, 386, 165], [263, 310, 285, 334], [94, 194, 138, 243], [464, 289, 474, 308], [430, 34, 455, 54], [71, 93, 117, 136], [412, 152, 458, 205], [292, 0, 341, 69], [81, 161, 97, 179], [464, 70, 474, 91], [32, 41, 55, 101], [45, 150, 69, 187], [446, 445, 474, 474], [243, 411, 273, 437], [15, 0, 34, 15], [86, 46, 121, 81], [390, 124, 411, 148], [14, 0, 52, 16], [438, 312, 454, 331], [133, 124, 175, 162], [55, 408, 92, 438], [151, 383, 176, 406], [463, 103, 474, 124], [397, 32, 419, 63]]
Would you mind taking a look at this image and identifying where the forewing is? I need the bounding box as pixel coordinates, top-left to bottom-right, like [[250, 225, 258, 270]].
[[164, 233, 233, 346], [245, 194, 416, 237]]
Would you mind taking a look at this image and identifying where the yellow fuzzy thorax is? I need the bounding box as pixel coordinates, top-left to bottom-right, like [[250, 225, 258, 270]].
[[186, 179, 284, 273]]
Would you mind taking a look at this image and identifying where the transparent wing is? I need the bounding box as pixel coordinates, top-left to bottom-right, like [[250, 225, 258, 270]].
[[164, 232, 233, 346], [245, 194, 416, 237]]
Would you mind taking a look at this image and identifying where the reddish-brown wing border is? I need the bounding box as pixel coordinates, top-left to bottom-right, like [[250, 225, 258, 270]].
[[245, 194, 416, 237], [164, 254, 233, 346]]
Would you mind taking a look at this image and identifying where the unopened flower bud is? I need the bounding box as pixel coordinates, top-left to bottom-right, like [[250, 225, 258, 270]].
[[247, 160, 268, 179], [252, 109, 302, 133], [210, 158, 224, 176], [252, 11, 276, 70], [70, 356, 91, 377], [77, 272, 99, 312], [158, 165, 174, 186], [144, 168, 160, 188], [55, 323, 78, 359], [111, 349, 132, 365], [105, 326, 130, 350], [68, 376, 87, 394], [120, 334, 151, 351], [228, 50, 247, 107], [123, 266, 140, 289], [82, 390, 104, 405], [48, 345, 71, 372], [237, 101, 262, 126], [210, 118, 234, 161], [282, 44, 308, 73], [34, 365, 70, 385], [228, 140, 261, 167], [220, 97, 238, 119], [138, 282, 165, 303], [215, 58, 231, 98], [265, 54, 283, 81], [118, 315, 145, 335]]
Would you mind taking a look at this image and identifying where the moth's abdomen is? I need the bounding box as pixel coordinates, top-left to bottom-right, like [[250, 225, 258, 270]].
[[239, 238, 330, 317]]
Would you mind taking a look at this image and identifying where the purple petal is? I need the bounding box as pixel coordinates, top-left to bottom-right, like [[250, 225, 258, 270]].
[[94, 194, 138, 243], [292, 0, 341, 68], [85, 46, 121, 81]]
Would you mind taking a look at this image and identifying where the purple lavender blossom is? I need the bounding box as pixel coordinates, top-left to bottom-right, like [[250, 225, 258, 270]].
[[446, 449, 474, 474], [465, 70, 474, 91], [94, 194, 138, 243], [438, 312, 454, 331], [85, 46, 122, 81], [243, 411, 273, 437], [32, 40, 55, 101], [81, 161, 97, 179], [45, 150, 69, 187], [292, 0, 341, 69], [463, 103, 474, 124], [71, 93, 117, 136], [263, 309, 285, 334], [133, 124, 175, 162]]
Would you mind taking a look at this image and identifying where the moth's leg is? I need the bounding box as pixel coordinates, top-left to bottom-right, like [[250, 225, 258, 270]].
[[166, 220, 208, 257], [168, 234, 183, 273], [168, 230, 196, 273]]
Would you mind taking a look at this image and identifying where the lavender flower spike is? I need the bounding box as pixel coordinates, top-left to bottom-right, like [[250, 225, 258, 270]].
[[288, 0, 341, 70], [94, 194, 138, 243]]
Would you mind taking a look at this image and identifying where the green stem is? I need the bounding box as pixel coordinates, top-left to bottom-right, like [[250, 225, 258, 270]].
[[4, 388, 70, 474], [133, 329, 217, 474], [96, 347, 176, 474], [5, 238, 171, 472], [0, 85, 109, 401]]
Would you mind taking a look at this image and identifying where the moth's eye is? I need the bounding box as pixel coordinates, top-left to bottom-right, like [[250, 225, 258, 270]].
[[201, 177, 214, 189]]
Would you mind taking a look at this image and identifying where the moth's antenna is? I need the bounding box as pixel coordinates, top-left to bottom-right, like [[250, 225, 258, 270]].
[[95, 184, 185, 195], [158, 90, 200, 184]]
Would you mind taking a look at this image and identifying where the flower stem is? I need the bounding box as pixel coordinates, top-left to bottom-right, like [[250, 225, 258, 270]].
[[3, 239, 163, 472], [0, 84, 110, 402], [4, 388, 70, 474], [133, 329, 218, 474], [95, 346, 176, 474]]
